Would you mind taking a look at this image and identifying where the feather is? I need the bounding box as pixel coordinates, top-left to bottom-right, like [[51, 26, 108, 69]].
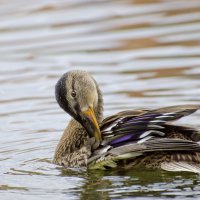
[[115, 152, 143, 160], [161, 162, 200, 173], [144, 138, 200, 152], [102, 105, 200, 135], [108, 130, 165, 146], [109, 132, 140, 145], [137, 136, 154, 144], [108, 138, 200, 156], [88, 105, 200, 171], [89, 159, 117, 170], [140, 130, 165, 137]]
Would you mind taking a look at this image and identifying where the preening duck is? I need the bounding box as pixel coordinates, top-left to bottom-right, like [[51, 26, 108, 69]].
[[53, 70, 200, 173]]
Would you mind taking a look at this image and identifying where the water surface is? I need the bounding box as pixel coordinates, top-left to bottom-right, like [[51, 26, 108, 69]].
[[0, 0, 200, 199]]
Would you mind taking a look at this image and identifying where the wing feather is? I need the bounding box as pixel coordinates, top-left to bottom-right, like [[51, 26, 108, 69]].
[[161, 162, 200, 173], [101, 105, 200, 146], [89, 105, 200, 170], [109, 138, 200, 156]]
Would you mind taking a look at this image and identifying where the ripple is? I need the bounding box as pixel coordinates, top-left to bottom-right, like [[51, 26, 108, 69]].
[[0, 0, 200, 200]]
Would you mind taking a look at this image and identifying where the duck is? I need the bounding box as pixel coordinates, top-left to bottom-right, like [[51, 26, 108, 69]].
[[53, 70, 200, 173]]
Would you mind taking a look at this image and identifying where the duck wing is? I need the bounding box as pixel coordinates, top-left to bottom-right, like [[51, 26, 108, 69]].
[[88, 105, 200, 169], [101, 104, 200, 146]]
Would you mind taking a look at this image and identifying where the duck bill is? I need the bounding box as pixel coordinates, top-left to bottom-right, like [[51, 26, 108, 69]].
[[82, 107, 102, 142]]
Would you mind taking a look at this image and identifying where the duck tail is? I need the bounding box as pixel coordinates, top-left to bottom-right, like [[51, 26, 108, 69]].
[[161, 161, 200, 173]]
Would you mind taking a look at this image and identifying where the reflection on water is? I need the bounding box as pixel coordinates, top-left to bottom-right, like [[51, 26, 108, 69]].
[[0, 0, 200, 199]]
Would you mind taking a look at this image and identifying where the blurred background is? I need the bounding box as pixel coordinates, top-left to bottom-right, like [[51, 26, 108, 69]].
[[0, 0, 200, 199]]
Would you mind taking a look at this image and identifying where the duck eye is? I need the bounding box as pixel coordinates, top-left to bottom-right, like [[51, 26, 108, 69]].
[[71, 91, 76, 98]]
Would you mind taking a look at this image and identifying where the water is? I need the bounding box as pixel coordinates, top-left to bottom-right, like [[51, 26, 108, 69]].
[[0, 0, 200, 199]]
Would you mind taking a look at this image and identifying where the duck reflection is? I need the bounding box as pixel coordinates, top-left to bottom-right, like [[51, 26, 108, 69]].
[[60, 167, 199, 199]]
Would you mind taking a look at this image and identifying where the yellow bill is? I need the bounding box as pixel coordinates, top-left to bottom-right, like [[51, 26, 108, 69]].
[[82, 107, 102, 142]]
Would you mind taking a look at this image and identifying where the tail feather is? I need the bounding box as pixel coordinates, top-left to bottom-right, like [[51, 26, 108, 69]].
[[161, 161, 200, 173]]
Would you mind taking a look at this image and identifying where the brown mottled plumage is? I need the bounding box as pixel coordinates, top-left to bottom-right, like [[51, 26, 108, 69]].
[[53, 70, 200, 173], [53, 119, 89, 167]]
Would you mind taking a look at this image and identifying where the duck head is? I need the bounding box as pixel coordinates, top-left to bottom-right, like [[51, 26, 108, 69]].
[[55, 70, 102, 142]]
